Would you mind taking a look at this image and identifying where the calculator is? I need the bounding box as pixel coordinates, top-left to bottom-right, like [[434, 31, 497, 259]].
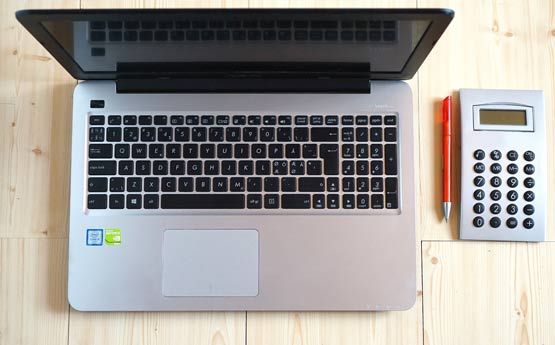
[[459, 89, 546, 241]]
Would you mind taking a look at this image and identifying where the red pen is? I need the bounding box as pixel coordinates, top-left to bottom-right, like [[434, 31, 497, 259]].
[[442, 96, 452, 222]]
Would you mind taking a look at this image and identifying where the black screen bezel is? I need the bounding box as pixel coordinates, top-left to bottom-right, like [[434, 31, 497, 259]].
[[15, 8, 454, 80]]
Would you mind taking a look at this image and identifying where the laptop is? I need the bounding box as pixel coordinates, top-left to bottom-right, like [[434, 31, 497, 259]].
[[16, 8, 453, 311]]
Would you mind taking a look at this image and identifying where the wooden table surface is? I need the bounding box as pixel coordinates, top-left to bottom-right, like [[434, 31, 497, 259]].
[[1, 1, 554, 344]]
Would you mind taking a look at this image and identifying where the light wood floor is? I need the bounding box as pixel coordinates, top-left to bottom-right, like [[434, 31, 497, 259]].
[[1, 1, 554, 344]]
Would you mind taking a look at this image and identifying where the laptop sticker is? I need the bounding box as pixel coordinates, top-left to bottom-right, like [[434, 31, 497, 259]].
[[86, 229, 103, 246], [105, 228, 122, 246]]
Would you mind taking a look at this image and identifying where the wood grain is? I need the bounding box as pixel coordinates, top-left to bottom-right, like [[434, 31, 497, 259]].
[[417, 0, 555, 240], [0, 0, 77, 239], [423, 241, 555, 345], [0, 239, 69, 345]]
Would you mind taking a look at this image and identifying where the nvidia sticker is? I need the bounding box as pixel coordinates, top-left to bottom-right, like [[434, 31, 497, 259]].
[[105, 228, 122, 246]]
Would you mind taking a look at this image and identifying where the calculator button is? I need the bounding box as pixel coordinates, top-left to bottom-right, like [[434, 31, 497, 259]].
[[507, 190, 518, 201], [474, 163, 485, 173], [507, 164, 518, 174], [474, 189, 485, 200], [489, 217, 501, 228], [490, 150, 502, 160], [474, 176, 485, 187], [523, 164, 535, 175], [490, 163, 502, 174], [506, 217, 518, 229], [523, 191, 535, 202], [490, 203, 501, 214], [507, 150, 518, 161], [524, 177, 535, 188], [507, 204, 518, 215], [523, 218, 535, 229], [507, 177, 518, 188], [473, 203, 485, 214], [490, 176, 502, 187], [473, 216, 484, 227], [473, 149, 485, 160], [490, 190, 501, 201], [523, 204, 535, 215], [523, 151, 535, 161]]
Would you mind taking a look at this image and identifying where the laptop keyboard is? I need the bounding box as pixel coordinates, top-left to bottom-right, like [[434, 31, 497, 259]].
[[86, 114, 399, 212]]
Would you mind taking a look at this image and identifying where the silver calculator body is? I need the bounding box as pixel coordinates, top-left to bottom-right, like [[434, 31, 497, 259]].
[[460, 89, 546, 242]]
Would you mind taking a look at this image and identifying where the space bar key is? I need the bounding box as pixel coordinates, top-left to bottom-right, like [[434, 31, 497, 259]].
[[161, 194, 245, 209]]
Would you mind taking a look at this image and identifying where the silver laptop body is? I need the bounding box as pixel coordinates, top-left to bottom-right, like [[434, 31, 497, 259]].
[[17, 8, 453, 310]]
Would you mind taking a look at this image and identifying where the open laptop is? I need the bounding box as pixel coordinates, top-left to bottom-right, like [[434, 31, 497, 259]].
[[17, 8, 453, 311]]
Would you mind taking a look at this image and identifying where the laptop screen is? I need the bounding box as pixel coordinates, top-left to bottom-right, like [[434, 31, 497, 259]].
[[17, 9, 454, 80]]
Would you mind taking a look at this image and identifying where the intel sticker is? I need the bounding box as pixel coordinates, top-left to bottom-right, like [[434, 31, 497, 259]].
[[86, 229, 103, 246]]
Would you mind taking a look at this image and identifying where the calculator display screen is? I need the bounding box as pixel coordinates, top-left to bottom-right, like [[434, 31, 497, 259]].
[[479, 109, 527, 126]]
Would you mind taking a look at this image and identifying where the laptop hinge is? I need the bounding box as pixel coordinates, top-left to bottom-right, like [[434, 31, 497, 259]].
[[115, 62, 371, 93], [116, 78, 370, 94]]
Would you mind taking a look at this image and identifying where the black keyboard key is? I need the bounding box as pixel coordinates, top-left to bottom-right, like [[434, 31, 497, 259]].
[[89, 161, 116, 175], [108, 115, 121, 125], [149, 144, 164, 158], [89, 144, 112, 158], [369, 128, 382, 142], [385, 193, 398, 209], [356, 115, 368, 125], [272, 160, 288, 175], [162, 177, 177, 192], [356, 144, 368, 158], [192, 127, 207, 141], [342, 116, 354, 125], [260, 127, 275, 142], [356, 161, 369, 175], [384, 115, 396, 125], [88, 177, 108, 192], [195, 177, 210, 192], [277, 127, 292, 142], [216, 115, 230, 125], [126, 194, 142, 209], [312, 194, 325, 209], [144, 194, 159, 209], [222, 160, 237, 175], [342, 177, 355, 192], [186, 115, 199, 125], [303, 144, 318, 158], [384, 128, 397, 142], [123, 127, 139, 142], [169, 160, 185, 175], [325, 116, 339, 125], [299, 177, 325, 192], [89, 127, 105, 142], [370, 144, 382, 158], [385, 144, 397, 175], [294, 127, 309, 142], [238, 160, 253, 175], [282, 194, 310, 209], [106, 127, 122, 142], [213, 177, 228, 192], [256, 161, 271, 175], [90, 30, 106, 42], [131, 144, 147, 158], [252, 144, 266, 158], [109, 194, 124, 209], [158, 127, 172, 142], [312, 128, 338, 142], [140, 127, 156, 142], [247, 194, 263, 209], [109, 177, 125, 192], [139, 31, 153, 41], [203, 160, 220, 175], [88, 194, 107, 209], [264, 194, 280, 209], [295, 116, 308, 125], [370, 115, 382, 125], [264, 177, 279, 192], [187, 160, 202, 175], [123, 115, 137, 125], [178, 177, 193, 192], [327, 194, 339, 209], [247, 177, 262, 192], [269, 144, 283, 158], [118, 160, 134, 175], [327, 177, 339, 192], [144, 177, 159, 192], [89, 115, 104, 125], [217, 144, 233, 158], [289, 160, 305, 175], [371, 161, 383, 175], [200, 144, 215, 158], [183, 144, 198, 158], [343, 194, 355, 209], [342, 144, 354, 158], [320, 144, 339, 175], [153, 160, 168, 175], [166, 144, 181, 158], [357, 128, 369, 142], [357, 177, 369, 192], [285, 144, 301, 158], [342, 128, 354, 142], [243, 127, 258, 142], [371, 194, 384, 209], [126, 177, 142, 192], [357, 194, 370, 209], [307, 160, 322, 175], [226, 127, 241, 142], [124, 31, 138, 41], [281, 177, 296, 192], [234, 144, 249, 158], [232, 115, 246, 125], [342, 160, 355, 175], [230, 177, 245, 192], [209, 127, 224, 142], [247, 115, 261, 125]]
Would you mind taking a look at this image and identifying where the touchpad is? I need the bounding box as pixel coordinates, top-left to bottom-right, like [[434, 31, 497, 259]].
[[162, 229, 258, 297]]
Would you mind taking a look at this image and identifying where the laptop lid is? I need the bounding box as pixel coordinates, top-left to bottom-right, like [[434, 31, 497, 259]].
[[16, 9, 453, 82]]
